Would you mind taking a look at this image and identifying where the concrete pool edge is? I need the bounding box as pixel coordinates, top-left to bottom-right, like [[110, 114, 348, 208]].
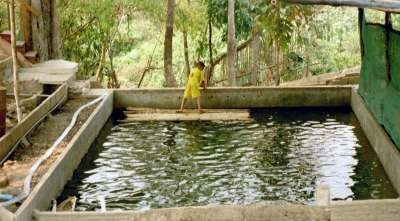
[[32, 199, 400, 221], [13, 90, 113, 221], [114, 86, 352, 109], [350, 88, 400, 194], [33, 204, 330, 221]]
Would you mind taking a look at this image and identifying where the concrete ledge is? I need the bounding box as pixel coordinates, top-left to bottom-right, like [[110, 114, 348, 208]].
[[114, 86, 352, 109], [331, 199, 400, 221], [32, 199, 400, 221], [0, 84, 68, 161], [351, 88, 400, 194], [0, 206, 15, 221], [14, 91, 113, 221], [33, 204, 330, 221]]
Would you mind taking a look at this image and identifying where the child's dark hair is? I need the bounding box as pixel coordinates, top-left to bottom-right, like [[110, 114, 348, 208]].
[[197, 61, 205, 69]]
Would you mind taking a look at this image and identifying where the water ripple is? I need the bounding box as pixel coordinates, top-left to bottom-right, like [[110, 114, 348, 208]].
[[60, 108, 398, 211]]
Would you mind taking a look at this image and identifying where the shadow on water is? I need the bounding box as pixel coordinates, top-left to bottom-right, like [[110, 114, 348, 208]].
[[59, 107, 398, 211]]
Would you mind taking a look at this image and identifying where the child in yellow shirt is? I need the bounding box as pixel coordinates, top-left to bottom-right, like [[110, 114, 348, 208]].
[[178, 61, 207, 113]]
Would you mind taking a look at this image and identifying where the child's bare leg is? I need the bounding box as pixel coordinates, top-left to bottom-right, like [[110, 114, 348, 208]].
[[197, 97, 203, 113], [177, 97, 186, 113]]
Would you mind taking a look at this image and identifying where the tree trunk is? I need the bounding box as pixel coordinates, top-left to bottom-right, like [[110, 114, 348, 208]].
[[9, 0, 23, 122], [207, 19, 214, 84], [31, 0, 48, 61], [227, 0, 237, 86], [95, 42, 107, 82], [20, 1, 31, 51], [163, 0, 177, 87], [30, 0, 62, 61], [183, 30, 190, 77], [50, 0, 62, 58]]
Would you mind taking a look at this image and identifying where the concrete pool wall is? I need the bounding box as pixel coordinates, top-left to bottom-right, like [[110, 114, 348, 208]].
[[1, 90, 113, 221], [1, 86, 399, 221], [114, 86, 351, 109]]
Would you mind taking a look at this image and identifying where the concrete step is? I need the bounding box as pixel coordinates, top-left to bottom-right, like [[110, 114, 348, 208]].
[[16, 41, 26, 54], [29, 60, 79, 74], [0, 31, 11, 43], [24, 51, 38, 64], [0, 31, 26, 53]]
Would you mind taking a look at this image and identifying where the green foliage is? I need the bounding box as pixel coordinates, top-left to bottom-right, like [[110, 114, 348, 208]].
[[175, 0, 207, 33], [60, 0, 137, 78], [391, 14, 400, 30], [364, 9, 386, 24], [58, 0, 362, 87], [259, 1, 313, 49], [0, 1, 7, 31], [205, 0, 264, 40], [309, 7, 360, 74]]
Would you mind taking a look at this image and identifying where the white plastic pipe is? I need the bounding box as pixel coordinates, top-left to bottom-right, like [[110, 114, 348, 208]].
[[0, 95, 105, 207]]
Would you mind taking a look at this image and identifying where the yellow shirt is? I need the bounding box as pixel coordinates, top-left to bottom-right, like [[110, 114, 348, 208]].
[[184, 67, 205, 99], [188, 67, 205, 87]]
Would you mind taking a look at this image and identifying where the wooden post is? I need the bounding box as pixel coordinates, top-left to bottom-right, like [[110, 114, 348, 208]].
[[9, 0, 23, 123], [0, 87, 6, 137], [358, 8, 365, 58], [251, 30, 261, 85], [385, 12, 392, 83]]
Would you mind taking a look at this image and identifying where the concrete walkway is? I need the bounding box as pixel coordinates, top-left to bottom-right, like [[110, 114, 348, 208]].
[[18, 60, 77, 85], [2, 60, 77, 94], [281, 66, 360, 87]]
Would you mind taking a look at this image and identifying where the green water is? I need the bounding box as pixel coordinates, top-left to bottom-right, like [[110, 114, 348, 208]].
[[60, 108, 398, 211]]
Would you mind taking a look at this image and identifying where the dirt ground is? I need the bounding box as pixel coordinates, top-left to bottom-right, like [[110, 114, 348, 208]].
[[6, 95, 40, 131], [0, 98, 97, 211]]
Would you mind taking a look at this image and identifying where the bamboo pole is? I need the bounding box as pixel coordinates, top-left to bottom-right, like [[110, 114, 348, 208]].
[[8, 0, 23, 122]]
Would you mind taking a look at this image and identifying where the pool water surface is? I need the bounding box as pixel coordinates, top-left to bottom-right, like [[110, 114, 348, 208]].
[[60, 107, 398, 211]]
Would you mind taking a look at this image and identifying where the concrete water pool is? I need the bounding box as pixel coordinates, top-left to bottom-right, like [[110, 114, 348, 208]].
[[8, 87, 400, 221], [59, 107, 397, 211]]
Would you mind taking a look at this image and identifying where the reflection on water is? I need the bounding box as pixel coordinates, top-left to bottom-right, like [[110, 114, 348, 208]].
[[60, 108, 397, 211]]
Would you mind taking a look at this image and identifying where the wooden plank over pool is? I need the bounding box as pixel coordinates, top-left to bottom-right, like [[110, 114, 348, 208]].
[[121, 108, 250, 122]]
